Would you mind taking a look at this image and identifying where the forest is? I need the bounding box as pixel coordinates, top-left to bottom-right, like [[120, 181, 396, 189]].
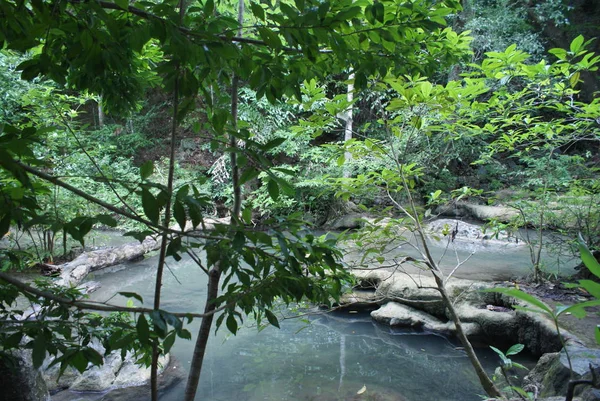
[[0, 0, 599, 400]]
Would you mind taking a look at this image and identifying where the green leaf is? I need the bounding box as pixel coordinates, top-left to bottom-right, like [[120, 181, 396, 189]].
[[570, 71, 580, 88], [483, 288, 552, 314], [372, 2, 384, 23], [204, 0, 214, 15], [489, 345, 505, 359], [174, 200, 187, 230], [505, 343, 524, 356], [114, 0, 129, 10], [226, 314, 238, 334], [232, 231, 245, 250], [578, 234, 600, 279], [163, 331, 176, 354], [250, 2, 265, 20], [242, 207, 252, 225], [264, 309, 280, 328], [267, 179, 279, 201], [239, 167, 260, 186], [263, 137, 286, 150], [32, 334, 46, 369], [578, 280, 600, 299], [596, 326, 600, 345], [82, 347, 104, 367], [137, 314, 150, 345], [95, 214, 117, 227], [151, 310, 168, 335], [4, 332, 23, 349], [0, 213, 11, 238], [257, 28, 282, 49], [549, 48, 568, 60], [140, 161, 154, 180], [166, 237, 182, 261], [557, 299, 600, 317], [141, 189, 160, 224], [511, 362, 528, 371], [570, 35, 584, 53], [71, 351, 88, 373], [119, 292, 144, 303]]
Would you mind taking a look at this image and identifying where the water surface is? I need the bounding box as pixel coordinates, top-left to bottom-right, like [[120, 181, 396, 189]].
[[78, 251, 534, 401]]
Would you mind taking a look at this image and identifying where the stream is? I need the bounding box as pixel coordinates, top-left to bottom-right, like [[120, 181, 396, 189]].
[[61, 232, 549, 401]]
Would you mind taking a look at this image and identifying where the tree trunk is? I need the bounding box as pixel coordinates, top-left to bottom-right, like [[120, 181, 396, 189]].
[[183, 266, 221, 401], [433, 274, 502, 398], [343, 72, 354, 178], [183, 0, 244, 399], [98, 96, 105, 128]]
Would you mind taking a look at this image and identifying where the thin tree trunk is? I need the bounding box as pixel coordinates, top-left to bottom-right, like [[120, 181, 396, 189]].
[[150, 2, 184, 399], [433, 273, 502, 397], [401, 171, 502, 398], [343, 72, 354, 178], [183, 1, 244, 399], [183, 266, 221, 401], [98, 96, 105, 128]]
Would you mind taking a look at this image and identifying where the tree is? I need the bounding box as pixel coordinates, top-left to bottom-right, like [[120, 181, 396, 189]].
[[0, 0, 481, 400]]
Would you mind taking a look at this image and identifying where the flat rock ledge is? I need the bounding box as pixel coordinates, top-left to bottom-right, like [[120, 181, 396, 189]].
[[342, 267, 600, 400], [435, 202, 519, 223], [349, 268, 580, 355]]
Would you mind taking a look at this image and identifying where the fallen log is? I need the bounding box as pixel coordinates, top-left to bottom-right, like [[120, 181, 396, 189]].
[[55, 217, 231, 287]]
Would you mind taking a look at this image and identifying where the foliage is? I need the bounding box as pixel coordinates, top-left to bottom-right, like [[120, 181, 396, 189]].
[[489, 343, 532, 400], [0, 0, 479, 399], [464, 0, 546, 61]]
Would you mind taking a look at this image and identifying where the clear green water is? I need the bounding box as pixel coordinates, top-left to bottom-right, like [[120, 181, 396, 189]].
[[77, 253, 534, 401]]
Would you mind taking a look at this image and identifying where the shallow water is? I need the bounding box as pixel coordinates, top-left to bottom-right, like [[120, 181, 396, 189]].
[[344, 229, 578, 281], [76, 251, 536, 401]]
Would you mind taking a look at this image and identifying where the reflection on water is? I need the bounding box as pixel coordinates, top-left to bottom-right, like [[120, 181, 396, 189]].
[[79, 252, 535, 401]]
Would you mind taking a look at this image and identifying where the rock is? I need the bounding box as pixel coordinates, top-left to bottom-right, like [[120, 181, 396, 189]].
[[463, 203, 519, 222], [0, 350, 50, 401], [426, 218, 521, 246], [43, 341, 171, 394], [112, 353, 170, 388], [351, 266, 579, 357], [69, 352, 124, 391], [524, 346, 600, 397], [326, 213, 367, 230], [453, 303, 516, 343], [338, 289, 381, 310], [582, 388, 600, 401], [50, 357, 185, 401], [435, 202, 518, 223], [371, 302, 482, 337]]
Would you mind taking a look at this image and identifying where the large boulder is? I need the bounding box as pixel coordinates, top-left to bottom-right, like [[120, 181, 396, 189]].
[[326, 213, 368, 230], [50, 357, 185, 401], [524, 346, 600, 398], [0, 350, 49, 401], [43, 342, 171, 393]]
